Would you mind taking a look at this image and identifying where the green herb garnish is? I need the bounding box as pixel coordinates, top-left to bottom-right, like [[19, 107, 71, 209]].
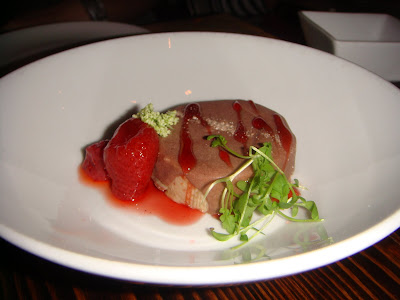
[[206, 135, 323, 249], [133, 103, 179, 137]]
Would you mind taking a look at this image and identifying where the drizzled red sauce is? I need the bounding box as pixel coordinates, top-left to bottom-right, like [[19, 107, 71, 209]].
[[252, 116, 274, 136], [250, 100, 274, 137], [219, 148, 232, 167], [178, 103, 211, 174], [79, 167, 203, 225], [250, 100, 293, 170], [232, 101, 248, 147], [273, 114, 292, 155], [248, 100, 259, 114], [251, 105, 292, 170]]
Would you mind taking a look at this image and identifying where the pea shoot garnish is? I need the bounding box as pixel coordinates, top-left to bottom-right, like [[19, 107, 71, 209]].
[[205, 135, 323, 249]]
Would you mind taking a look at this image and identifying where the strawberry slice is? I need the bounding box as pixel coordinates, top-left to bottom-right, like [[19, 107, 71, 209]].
[[81, 140, 109, 181], [104, 118, 159, 200]]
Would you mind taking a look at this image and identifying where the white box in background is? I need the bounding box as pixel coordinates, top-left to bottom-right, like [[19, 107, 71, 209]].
[[299, 11, 400, 81]]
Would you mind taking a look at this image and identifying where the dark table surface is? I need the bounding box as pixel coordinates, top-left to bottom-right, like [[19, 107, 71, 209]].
[[2, 229, 399, 299], [1, 13, 400, 300]]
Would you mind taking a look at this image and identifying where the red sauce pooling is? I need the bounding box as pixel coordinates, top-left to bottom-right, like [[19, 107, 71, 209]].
[[232, 101, 248, 147], [134, 181, 203, 225], [79, 167, 203, 225], [252, 116, 274, 136], [79, 166, 110, 188], [178, 103, 211, 174]]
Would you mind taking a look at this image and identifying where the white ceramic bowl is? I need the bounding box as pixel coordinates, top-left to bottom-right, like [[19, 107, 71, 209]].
[[299, 11, 400, 81], [0, 32, 399, 285]]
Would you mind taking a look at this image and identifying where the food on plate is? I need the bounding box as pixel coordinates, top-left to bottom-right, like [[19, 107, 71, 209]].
[[103, 118, 159, 200], [152, 100, 296, 214], [81, 104, 178, 200], [81, 100, 322, 248], [81, 140, 109, 182]]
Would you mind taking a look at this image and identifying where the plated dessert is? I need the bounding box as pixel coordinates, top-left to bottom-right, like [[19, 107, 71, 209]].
[[152, 100, 296, 214], [81, 100, 321, 247]]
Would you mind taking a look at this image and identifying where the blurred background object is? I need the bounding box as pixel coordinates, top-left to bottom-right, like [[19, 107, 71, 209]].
[[299, 11, 400, 81], [2, 0, 400, 43]]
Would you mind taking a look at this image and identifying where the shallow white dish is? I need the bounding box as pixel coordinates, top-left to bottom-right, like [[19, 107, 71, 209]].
[[299, 11, 400, 81], [0, 21, 149, 74], [0, 32, 399, 285]]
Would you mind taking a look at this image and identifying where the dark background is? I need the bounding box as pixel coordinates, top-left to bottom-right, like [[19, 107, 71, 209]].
[[2, 0, 400, 45]]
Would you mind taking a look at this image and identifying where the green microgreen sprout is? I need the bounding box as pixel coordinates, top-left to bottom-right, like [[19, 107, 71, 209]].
[[205, 135, 323, 249]]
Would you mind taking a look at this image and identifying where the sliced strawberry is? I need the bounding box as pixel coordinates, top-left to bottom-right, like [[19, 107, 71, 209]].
[[104, 118, 159, 200], [81, 140, 109, 181]]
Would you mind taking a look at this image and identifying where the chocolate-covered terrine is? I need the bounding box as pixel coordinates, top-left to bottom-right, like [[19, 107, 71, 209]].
[[152, 100, 296, 214]]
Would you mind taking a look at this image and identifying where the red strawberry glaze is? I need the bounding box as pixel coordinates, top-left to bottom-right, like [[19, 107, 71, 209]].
[[79, 168, 203, 225]]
